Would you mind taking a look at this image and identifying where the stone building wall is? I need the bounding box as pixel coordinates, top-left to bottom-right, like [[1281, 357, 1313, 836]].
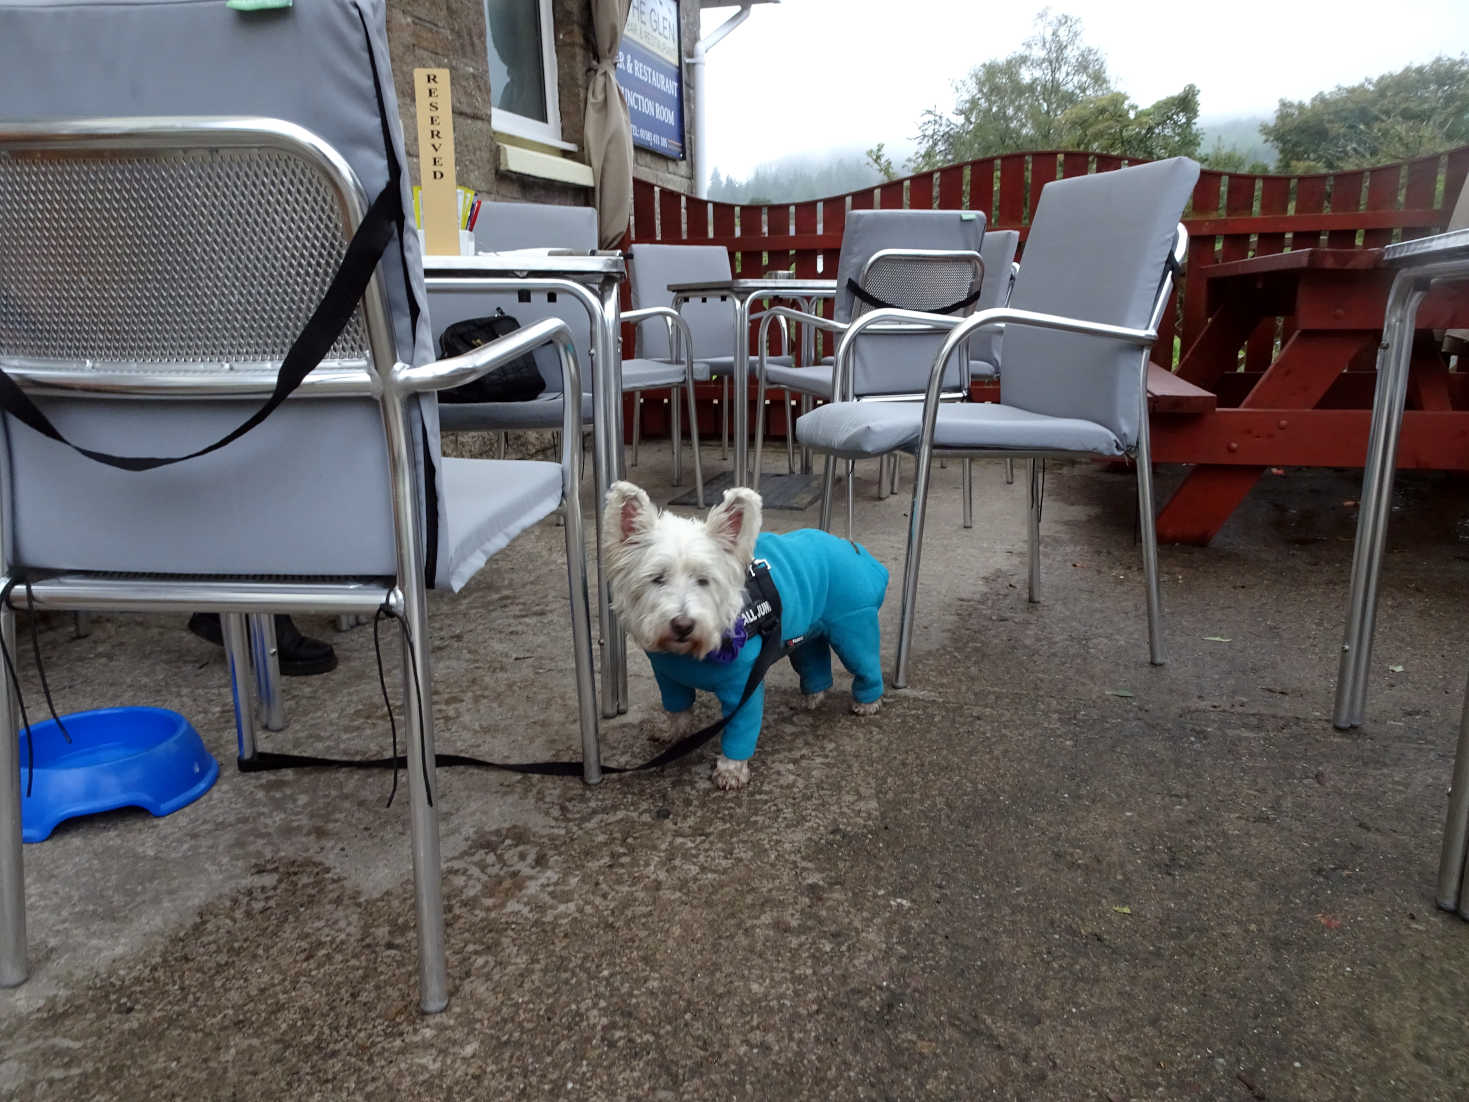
[[385, 0, 696, 206]]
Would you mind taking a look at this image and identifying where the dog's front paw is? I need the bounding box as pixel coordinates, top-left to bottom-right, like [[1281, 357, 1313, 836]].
[[851, 697, 882, 716], [800, 689, 826, 712], [644, 708, 698, 743], [712, 755, 751, 790]]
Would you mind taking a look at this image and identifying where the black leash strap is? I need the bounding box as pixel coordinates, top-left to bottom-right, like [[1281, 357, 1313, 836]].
[[238, 562, 795, 781], [0, 171, 401, 471], [844, 277, 983, 316]]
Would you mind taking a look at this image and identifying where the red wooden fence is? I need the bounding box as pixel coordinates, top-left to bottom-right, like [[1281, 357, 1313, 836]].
[[629, 146, 1469, 366]]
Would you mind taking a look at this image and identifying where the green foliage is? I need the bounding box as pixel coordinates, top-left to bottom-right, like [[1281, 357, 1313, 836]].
[[1056, 84, 1203, 161], [910, 10, 1200, 169], [865, 142, 899, 182], [912, 11, 1110, 170], [1261, 55, 1469, 172]]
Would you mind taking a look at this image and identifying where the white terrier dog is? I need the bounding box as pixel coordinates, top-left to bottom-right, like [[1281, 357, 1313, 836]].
[[603, 481, 889, 789]]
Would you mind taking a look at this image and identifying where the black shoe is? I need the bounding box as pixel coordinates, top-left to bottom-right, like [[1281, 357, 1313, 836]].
[[188, 613, 338, 677]]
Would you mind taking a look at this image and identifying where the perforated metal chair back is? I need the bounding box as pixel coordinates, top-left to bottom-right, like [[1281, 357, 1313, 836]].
[[0, 132, 372, 373], [844, 248, 984, 398]]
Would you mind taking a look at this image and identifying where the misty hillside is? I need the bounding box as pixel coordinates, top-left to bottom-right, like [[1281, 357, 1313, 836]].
[[709, 117, 1278, 205]]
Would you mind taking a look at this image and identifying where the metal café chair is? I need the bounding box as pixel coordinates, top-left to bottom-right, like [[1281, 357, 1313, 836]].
[[750, 209, 988, 528], [0, 0, 598, 1016], [795, 157, 1201, 685], [626, 242, 797, 467]]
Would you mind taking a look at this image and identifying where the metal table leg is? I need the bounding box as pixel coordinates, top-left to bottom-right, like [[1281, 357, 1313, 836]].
[[1333, 276, 1426, 729]]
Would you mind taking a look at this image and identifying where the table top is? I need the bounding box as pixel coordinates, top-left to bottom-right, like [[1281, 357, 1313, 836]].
[[1382, 228, 1469, 267], [1202, 248, 1384, 281], [668, 277, 837, 296], [423, 251, 625, 277]]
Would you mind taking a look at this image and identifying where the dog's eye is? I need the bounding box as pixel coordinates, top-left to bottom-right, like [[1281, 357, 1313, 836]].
[[651, 573, 666, 586], [696, 577, 710, 587]]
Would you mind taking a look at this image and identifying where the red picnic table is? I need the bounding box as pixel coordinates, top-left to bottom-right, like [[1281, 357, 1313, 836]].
[[1149, 247, 1469, 545]]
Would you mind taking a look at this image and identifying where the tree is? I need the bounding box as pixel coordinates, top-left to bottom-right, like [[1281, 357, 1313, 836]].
[[1055, 85, 1203, 161], [1261, 55, 1469, 172], [911, 10, 1110, 170], [865, 142, 899, 181], [910, 10, 1200, 170]]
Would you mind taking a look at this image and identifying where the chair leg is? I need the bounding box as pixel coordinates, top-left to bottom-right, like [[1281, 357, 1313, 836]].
[[631, 390, 642, 469], [397, 587, 448, 1014], [845, 459, 856, 540], [683, 371, 705, 508], [1027, 459, 1042, 604], [561, 494, 602, 784], [752, 369, 769, 491], [785, 395, 797, 474], [222, 613, 258, 761], [496, 431, 507, 460], [877, 454, 890, 500], [890, 452, 901, 495], [800, 394, 814, 473], [720, 376, 729, 461], [895, 444, 939, 689], [248, 612, 287, 733], [72, 611, 92, 639], [1004, 457, 1015, 485], [0, 604, 28, 988], [962, 458, 974, 529], [1135, 452, 1166, 666], [1437, 668, 1469, 911], [670, 388, 683, 487], [819, 454, 836, 532]]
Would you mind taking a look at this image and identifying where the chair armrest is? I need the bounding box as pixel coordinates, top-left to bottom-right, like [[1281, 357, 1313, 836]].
[[620, 306, 697, 374], [393, 316, 584, 493]]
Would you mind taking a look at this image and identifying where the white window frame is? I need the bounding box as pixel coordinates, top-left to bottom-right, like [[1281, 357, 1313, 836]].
[[483, 0, 565, 147]]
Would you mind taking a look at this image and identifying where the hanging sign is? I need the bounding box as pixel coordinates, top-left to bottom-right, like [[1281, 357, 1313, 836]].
[[617, 0, 685, 159]]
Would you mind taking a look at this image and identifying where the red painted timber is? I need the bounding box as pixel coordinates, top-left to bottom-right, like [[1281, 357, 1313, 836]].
[[1151, 410, 1469, 470]]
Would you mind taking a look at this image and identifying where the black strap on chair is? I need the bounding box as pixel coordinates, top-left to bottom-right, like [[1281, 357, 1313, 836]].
[[844, 277, 983, 316], [237, 561, 797, 782]]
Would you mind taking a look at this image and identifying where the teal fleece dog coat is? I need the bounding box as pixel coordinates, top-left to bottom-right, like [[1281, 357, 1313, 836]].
[[646, 529, 889, 761]]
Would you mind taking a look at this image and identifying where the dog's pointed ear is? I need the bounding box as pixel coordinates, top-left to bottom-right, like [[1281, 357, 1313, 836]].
[[604, 481, 658, 544], [705, 486, 762, 561]]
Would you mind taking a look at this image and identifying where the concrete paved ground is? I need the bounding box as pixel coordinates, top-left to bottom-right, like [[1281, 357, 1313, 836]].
[[3, 447, 1469, 1100]]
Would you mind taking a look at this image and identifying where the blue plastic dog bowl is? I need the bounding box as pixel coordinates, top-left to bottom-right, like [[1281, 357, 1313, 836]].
[[16, 707, 219, 843]]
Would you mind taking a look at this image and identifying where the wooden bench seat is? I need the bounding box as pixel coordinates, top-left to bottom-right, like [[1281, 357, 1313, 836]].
[[1146, 361, 1216, 413]]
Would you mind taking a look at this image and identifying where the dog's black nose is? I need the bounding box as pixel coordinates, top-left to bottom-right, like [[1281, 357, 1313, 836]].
[[670, 616, 695, 640]]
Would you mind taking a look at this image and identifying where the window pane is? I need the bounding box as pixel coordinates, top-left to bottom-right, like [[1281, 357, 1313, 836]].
[[486, 0, 548, 123]]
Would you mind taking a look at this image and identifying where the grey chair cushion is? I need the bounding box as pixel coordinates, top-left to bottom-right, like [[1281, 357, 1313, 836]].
[[627, 244, 737, 362], [795, 401, 922, 459], [700, 353, 793, 378], [762, 362, 836, 401], [970, 229, 1020, 375], [1001, 157, 1200, 447], [437, 393, 594, 432], [620, 357, 690, 390], [441, 458, 563, 592], [795, 399, 1123, 459], [473, 201, 597, 253]]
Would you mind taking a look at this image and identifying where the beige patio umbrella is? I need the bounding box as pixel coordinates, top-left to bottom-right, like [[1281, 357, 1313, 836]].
[[584, 0, 633, 248]]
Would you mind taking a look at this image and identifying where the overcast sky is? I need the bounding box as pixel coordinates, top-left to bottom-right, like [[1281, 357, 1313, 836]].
[[699, 0, 1469, 179]]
